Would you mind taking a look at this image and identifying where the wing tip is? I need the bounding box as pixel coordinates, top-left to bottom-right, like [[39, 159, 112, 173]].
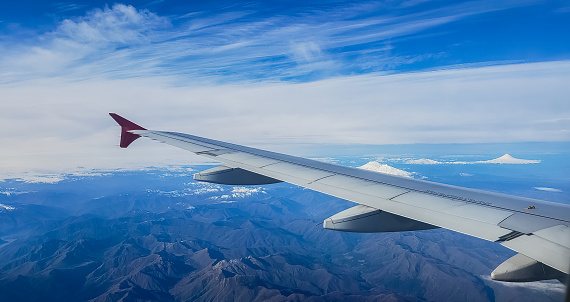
[[109, 113, 147, 148], [109, 113, 146, 131]]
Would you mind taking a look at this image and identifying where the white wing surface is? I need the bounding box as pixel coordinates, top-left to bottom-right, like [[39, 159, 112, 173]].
[[110, 114, 570, 282]]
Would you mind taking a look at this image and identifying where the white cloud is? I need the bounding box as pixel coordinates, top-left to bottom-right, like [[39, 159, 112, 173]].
[[308, 157, 340, 164], [55, 4, 168, 45], [534, 187, 563, 193], [290, 41, 323, 63], [481, 275, 565, 299], [0, 204, 16, 211], [0, 188, 31, 196], [405, 158, 442, 164], [14, 175, 67, 184], [53, 2, 86, 13]]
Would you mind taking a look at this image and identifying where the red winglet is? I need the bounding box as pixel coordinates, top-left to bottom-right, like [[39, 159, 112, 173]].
[[109, 113, 147, 148]]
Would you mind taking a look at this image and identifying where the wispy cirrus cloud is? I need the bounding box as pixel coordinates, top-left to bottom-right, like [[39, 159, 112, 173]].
[[534, 187, 563, 192], [1, 4, 170, 82], [55, 4, 168, 45], [52, 2, 88, 13], [0, 1, 544, 83]]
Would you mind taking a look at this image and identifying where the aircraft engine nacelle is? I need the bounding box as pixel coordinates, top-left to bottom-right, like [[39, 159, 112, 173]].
[[194, 166, 282, 185], [323, 204, 439, 233]]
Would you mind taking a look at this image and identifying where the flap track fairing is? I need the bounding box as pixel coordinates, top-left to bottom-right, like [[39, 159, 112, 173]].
[[194, 166, 282, 185], [491, 253, 567, 282], [323, 204, 439, 233]]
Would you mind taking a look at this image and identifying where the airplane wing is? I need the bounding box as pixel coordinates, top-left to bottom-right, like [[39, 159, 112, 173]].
[[110, 113, 570, 283]]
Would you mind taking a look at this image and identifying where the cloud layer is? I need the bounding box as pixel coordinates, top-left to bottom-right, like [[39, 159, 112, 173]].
[[1, 60, 569, 179]]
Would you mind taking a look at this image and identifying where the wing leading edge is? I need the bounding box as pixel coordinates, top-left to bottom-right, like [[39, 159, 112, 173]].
[[110, 113, 570, 282]]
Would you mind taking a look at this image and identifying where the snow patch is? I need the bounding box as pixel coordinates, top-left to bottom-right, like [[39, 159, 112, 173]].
[[534, 187, 562, 192], [146, 189, 192, 197], [147, 183, 227, 197], [230, 187, 265, 198], [214, 195, 237, 203], [193, 186, 223, 195], [208, 187, 265, 202], [174, 202, 195, 210], [358, 162, 413, 178]]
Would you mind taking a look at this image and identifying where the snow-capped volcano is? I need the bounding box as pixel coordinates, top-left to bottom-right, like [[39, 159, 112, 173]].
[[477, 154, 540, 164], [358, 161, 413, 177]]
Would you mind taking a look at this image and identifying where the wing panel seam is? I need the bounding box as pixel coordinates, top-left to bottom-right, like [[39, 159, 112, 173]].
[[389, 191, 411, 200]]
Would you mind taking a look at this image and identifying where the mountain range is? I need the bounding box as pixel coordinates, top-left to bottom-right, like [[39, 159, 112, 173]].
[[0, 168, 565, 301]]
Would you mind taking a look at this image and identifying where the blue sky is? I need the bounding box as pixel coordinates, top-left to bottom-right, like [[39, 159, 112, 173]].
[[1, 0, 569, 178], [2, 0, 569, 82]]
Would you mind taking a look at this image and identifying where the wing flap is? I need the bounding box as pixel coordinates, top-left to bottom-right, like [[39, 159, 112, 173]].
[[499, 213, 563, 234], [534, 225, 570, 249], [315, 175, 409, 200], [393, 192, 514, 225], [501, 234, 570, 274]]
